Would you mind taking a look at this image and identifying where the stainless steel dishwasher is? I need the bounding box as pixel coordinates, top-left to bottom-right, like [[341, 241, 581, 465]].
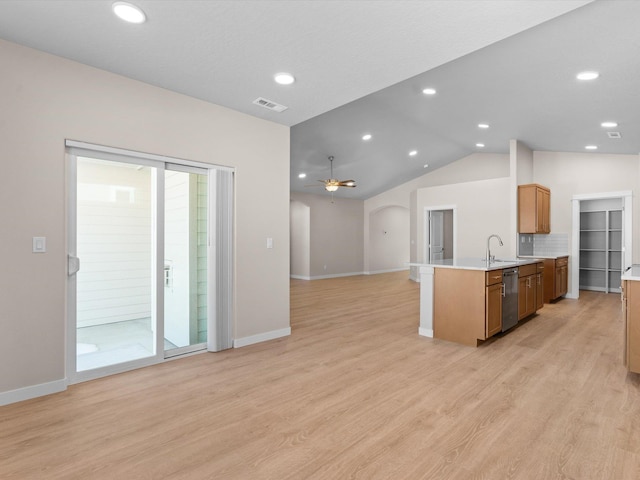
[[502, 267, 519, 332]]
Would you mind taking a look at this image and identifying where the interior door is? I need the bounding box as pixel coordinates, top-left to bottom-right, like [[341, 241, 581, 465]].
[[429, 211, 444, 261]]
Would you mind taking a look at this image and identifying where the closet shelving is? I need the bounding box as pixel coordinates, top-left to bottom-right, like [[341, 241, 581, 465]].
[[579, 209, 622, 293]]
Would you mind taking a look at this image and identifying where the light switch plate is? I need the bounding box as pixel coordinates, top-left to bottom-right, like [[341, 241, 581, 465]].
[[266, 237, 273, 249], [33, 236, 46, 253]]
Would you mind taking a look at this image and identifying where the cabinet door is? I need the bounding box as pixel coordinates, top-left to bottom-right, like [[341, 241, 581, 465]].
[[555, 265, 568, 298], [536, 273, 544, 310], [536, 188, 545, 233], [519, 275, 536, 320], [486, 283, 502, 338], [540, 188, 550, 233]]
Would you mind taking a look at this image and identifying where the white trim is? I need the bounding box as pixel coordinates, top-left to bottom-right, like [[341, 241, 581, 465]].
[[290, 274, 311, 280], [572, 190, 632, 201], [423, 205, 457, 263], [418, 327, 434, 338], [571, 190, 633, 299], [364, 267, 410, 275], [309, 271, 364, 280], [234, 328, 291, 348], [65, 140, 235, 172], [0, 379, 67, 407]]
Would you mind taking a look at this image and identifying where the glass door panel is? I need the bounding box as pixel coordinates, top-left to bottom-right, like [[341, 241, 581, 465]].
[[164, 169, 208, 356], [75, 157, 156, 371]]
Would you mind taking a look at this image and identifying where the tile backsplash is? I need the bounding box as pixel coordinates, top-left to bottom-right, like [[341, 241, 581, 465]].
[[533, 233, 569, 256]]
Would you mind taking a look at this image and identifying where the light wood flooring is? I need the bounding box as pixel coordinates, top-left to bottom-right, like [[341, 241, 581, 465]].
[[2, 271, 640, 479]]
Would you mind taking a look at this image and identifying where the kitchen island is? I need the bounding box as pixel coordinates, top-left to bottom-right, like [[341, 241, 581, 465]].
[[621, 266, 640, 373], [412, 258, 544, 347]]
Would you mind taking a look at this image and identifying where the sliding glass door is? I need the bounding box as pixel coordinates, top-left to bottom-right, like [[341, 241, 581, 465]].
[[67, 143, 232, 383], [164, 167, 208, 357], [75, 157, 157, 372]]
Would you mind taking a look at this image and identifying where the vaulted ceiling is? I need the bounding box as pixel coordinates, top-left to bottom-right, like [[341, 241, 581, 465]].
[[2, 1, 638, 199]]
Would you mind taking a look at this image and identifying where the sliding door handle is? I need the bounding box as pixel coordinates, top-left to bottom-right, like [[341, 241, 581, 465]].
[[67, 255, 80, 276]]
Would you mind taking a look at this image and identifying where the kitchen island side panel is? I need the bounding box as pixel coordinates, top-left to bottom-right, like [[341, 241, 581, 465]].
[[434, 268, 486, 346]]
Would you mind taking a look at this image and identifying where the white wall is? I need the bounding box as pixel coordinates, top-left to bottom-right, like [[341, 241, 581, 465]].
[[416, 177, 512, 262], [368, 206, 410, 273], [364, 152, 509, 271], [290, 191, 364, 278], [0, 39, 290, 401], [533, 151, 640, 262], [290, 200, 311, 279]]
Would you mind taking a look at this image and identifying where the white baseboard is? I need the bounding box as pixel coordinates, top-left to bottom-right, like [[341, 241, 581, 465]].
[[234, 327, 291, 348], [309, 271, 364, 280], [364, 268, 410, 275], [419, 327, 434, 338], [0, 379, 67, 407], [290, 274, 311, 280]]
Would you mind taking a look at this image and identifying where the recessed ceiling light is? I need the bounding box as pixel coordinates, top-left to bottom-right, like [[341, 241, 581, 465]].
[[422, 88, 436, 95], [298, 173, 306, 179], [409, 150, 418, 156], [274, 73, 295, 85], [112, 2, 146, 24], [585, 145, 598, 150], [476, 143, 485, 148], [423, 164, 429, 168], [478, 123, 490, 129], [576, 71, 599, 81], [601, 121, 618, 128], [362, 134, 372, 141]]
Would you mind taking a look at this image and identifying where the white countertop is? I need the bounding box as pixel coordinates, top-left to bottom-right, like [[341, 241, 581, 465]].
[[409, 257, 542, 272], [621, 265, 640, 281], [518, 254, 569, 260]]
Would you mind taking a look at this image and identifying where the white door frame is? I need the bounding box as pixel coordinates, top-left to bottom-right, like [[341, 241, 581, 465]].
[[570, 190, 632, 300], [423, 205, 457, 263]]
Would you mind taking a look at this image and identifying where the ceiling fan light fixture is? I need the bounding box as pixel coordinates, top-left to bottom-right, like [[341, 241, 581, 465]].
[[325, 184, 339, 192], [112, 2, 146, 24]]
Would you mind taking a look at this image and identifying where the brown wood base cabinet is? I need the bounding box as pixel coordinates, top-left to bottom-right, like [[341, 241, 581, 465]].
[[517, 262, 545, 320], [543, 256, 568, 303], [434, 268, 503, 347], [622, 280, 640, 373]]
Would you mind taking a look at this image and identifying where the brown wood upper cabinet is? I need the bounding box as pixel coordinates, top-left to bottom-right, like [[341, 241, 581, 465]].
[[518, 184, 550, 234]]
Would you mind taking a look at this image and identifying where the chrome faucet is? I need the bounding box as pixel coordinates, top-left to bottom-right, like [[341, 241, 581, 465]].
[[486, 234, 504, 264]]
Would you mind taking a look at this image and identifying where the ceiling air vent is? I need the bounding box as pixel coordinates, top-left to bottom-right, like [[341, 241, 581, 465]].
[[252, 97, 288, 112], [607, 131, 622, 139]]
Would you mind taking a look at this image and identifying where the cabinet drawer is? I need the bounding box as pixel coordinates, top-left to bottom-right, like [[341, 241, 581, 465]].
[[556, 256, 568, 267], [518, 263, 537, 278], [486, 270, 503, 286]]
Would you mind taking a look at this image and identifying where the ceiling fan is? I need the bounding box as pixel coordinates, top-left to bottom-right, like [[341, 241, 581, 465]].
[[306, 156, 357, 192]]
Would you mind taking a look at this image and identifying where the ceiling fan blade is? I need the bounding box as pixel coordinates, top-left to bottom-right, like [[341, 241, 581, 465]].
[[337, 180, 357, 187], [339, 184, 357, 188]]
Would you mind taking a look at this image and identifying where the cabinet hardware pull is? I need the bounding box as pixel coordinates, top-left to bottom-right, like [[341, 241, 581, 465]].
[[501, 283, 505, 297]]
